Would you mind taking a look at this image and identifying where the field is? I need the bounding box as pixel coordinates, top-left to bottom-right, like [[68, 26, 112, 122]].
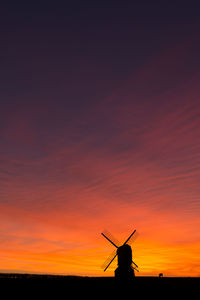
[[0, 273, 199, 298]]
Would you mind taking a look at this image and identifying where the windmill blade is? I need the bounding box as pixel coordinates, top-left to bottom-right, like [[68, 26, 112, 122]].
[[101, 230, 119, 248], [101, 249, 117, 271], [102, 251, 118, 272], [126, 230, 139, 246], [123, 229, 136, 245], [132, 259, 138, 268]]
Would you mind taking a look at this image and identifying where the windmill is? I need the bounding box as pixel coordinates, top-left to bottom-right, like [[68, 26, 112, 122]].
[[101, 229, 139, 279]]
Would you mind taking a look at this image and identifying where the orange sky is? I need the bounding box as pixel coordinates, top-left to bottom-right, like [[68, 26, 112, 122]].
[[0, 3, 200, 277], [1, 80, 200, 276]]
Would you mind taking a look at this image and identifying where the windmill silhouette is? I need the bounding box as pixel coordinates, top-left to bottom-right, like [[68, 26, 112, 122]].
[[101, 229, 139, 279]]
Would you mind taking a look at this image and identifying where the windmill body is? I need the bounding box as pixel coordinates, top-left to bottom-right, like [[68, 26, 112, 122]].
[[115, 244, 135, 279], [117, 244, 132, 267], [101, 229, 138, 280]]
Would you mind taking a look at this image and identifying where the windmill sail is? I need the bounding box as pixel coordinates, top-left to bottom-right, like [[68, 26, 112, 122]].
[[123, 229, 136, 245], [103, 252, 118, 272], [101, 230, 120, 248], [101, 249, 117, 271]]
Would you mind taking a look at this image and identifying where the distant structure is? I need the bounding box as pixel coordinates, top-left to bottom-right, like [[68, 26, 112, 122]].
[[159, 273, 163, 278], [101, 229, 139, 279]]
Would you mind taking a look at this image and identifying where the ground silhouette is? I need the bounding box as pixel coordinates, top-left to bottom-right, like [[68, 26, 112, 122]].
[[0, 273, 199, 299]]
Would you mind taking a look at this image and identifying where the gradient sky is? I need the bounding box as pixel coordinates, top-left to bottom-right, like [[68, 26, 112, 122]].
[[0, 2, 200, 277]]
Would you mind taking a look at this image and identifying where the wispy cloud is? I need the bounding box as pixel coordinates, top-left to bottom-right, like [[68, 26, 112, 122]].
[[0, 36, 200, 275]]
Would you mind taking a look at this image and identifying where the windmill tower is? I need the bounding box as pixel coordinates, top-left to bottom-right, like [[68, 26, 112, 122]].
[[101, 229, 139, 279]]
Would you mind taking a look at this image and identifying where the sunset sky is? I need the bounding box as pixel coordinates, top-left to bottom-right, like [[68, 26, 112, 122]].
[[0, 2, 200, 277]]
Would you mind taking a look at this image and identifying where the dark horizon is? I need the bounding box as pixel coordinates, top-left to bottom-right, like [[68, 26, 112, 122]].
[[0, 271, 199, 278]]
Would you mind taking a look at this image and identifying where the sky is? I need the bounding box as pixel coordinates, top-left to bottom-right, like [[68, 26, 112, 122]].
[[0, 1, 200, 277]]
